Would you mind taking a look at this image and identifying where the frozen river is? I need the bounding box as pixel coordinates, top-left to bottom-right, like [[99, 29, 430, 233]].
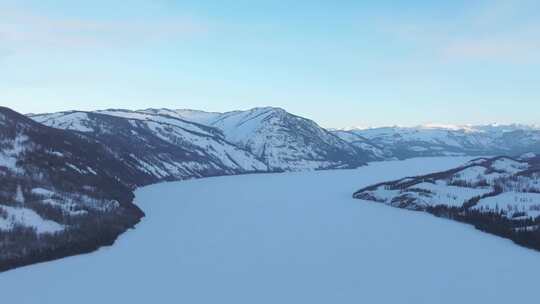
[[2, 157, 540, 303]]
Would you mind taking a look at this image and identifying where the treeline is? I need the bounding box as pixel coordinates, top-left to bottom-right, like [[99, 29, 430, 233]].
[[0, 204, 143, 272], [426, 205, 540, 251]]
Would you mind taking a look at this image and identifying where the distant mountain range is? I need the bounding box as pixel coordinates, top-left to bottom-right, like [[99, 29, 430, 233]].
[[32, 107, 540, 165], [32, 107, 369, 171], [333, 124, 540, 160], [2, 105, 540, 271]]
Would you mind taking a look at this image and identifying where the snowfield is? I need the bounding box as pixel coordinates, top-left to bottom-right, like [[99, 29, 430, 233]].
[[0, 206, 64, 233], [2, 157, 540, 303], [474, 191, 540, 219]]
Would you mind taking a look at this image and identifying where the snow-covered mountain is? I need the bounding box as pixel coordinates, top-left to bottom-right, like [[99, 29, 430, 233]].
[[334, 125, 540, 159], [38, 107, 540, 168], [354, 154, 540, 251], [35, 107, 369, 171], [140, 107, 370, 170], [31, 110, 268, 180], [0, 107, 144, 271]]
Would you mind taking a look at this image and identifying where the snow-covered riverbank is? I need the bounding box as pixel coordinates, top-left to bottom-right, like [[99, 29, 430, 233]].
[[2, 157, 539, 303]]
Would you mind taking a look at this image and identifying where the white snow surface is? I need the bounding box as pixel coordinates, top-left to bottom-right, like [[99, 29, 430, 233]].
[[452, 165, 488, 182], [410, 181, 491, 207], [491, 158, 529, 174], [364, 179, 491, 209], [140, 108, 222, 125], [0, 134, 30, 171], [2, 157, 540, 303], [31, 112, 94, 132], [451, 165, 504, 185], [474, 191, 540, 218], [0, 206, 64, 234]]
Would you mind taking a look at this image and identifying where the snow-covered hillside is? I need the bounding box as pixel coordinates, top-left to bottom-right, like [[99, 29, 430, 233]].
[[2, 157, 540, 304], [201, 107, 368, 170], [140, 107, 370, 170], [0, 107, 144, 271], [140, 108, 222, 125], [334, 124, 540, 159], [31, 110, 268, 180], [34, 107, 370, 171], [355, 155, 540, 250]]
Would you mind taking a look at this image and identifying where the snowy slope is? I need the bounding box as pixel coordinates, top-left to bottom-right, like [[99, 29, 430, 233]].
[[32, 110, 268, 180], [0, 106, 144, 271], [3, 157, 540, 304], [159, 107, 369, 170], [140, 108, 222, 125], [355, 156, 537, 214], [34, 107, 370, 171], [331, 130, 390, 159], [0, 206, 65, 234]]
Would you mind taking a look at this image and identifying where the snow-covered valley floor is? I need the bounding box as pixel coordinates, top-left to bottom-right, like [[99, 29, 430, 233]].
[[2, 157, 540, 303]]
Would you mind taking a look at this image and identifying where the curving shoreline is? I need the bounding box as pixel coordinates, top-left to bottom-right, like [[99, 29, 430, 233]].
[[3, 157, 540, 303]]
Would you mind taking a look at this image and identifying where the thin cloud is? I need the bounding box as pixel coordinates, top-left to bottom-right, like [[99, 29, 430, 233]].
[[0, 9, 208, 52], [440, 0, 540, 62], [442, 36, 540, 63], [380, 0, 540, 64]]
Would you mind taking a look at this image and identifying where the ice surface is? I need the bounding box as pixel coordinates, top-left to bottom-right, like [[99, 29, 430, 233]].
[[2, 157, 540, 304]]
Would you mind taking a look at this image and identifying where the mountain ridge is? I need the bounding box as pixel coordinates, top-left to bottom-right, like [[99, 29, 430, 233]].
[[40, 107, 371, 171], [334, 124, 540, 160]]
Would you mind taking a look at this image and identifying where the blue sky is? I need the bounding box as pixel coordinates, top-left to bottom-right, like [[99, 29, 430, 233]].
[[1, 0, 539, 127]]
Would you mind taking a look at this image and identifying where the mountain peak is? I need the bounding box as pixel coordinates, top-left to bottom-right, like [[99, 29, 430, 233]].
[[248, 106, 287, 113]]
